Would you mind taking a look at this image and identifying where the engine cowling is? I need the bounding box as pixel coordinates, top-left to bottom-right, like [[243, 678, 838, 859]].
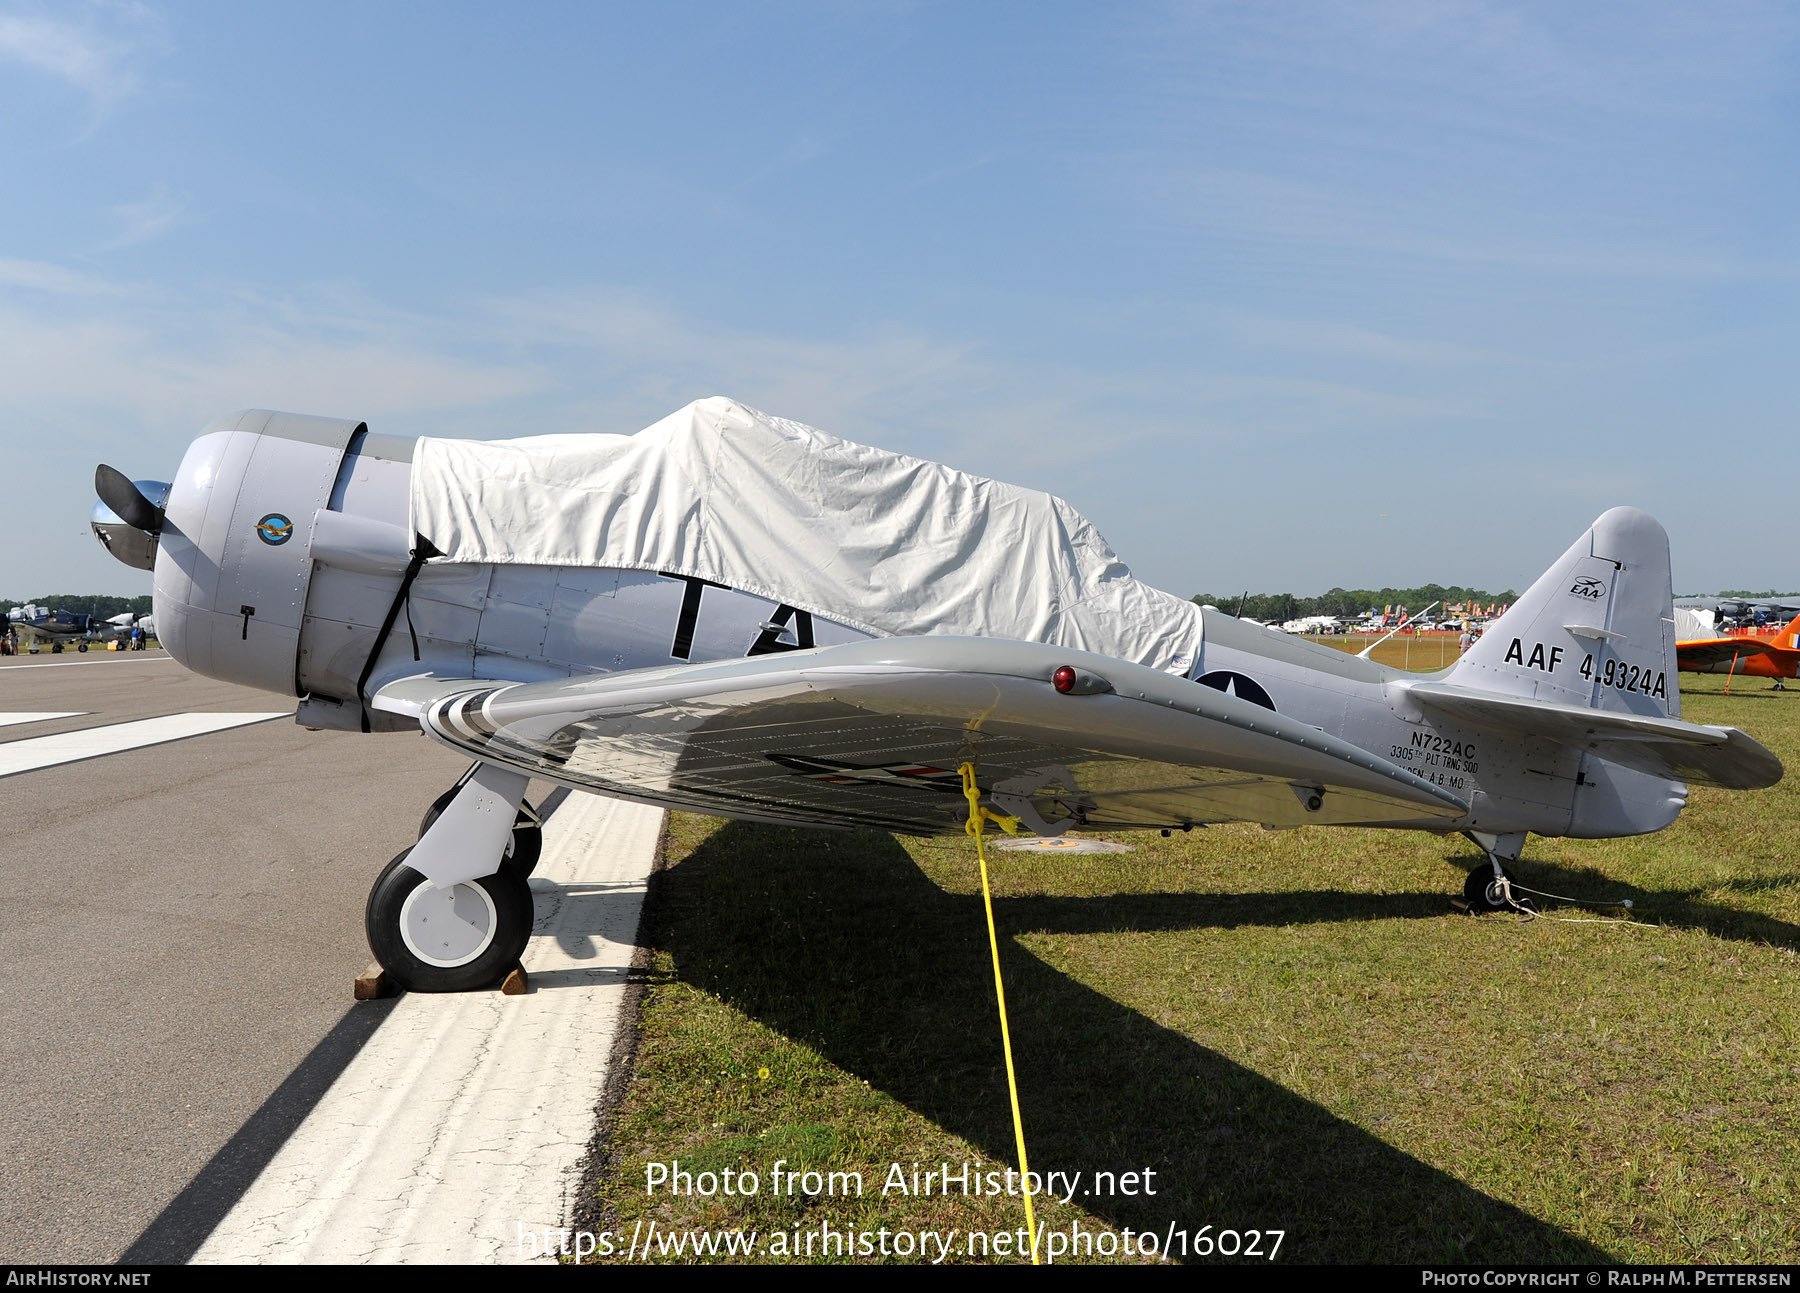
[[152, 411, 365, 695]]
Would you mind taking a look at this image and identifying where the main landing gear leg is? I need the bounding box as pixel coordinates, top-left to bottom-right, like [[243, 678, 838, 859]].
[[418, 764, 544, 878], [365, 764, 538, 992], [1460, 830, 1533, 914]]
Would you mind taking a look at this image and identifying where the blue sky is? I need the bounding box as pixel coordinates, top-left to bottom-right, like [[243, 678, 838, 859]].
[[4, 1, 1798, 601]]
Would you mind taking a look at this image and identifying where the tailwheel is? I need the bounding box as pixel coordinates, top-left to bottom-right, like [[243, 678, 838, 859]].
[[365, 847, 534, 992], [1463, 862, 1535, 914], [419, 788, 542, 878]]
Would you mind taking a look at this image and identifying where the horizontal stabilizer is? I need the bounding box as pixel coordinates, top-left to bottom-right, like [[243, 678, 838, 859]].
[[1406, 682, 1782, 791]]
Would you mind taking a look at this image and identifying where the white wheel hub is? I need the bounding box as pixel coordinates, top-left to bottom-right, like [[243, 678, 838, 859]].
[[399, 879, 499, 968]]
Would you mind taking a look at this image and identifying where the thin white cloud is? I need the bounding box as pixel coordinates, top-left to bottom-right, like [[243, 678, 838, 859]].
[[0, 270, 1531, 597], [452, 286, 1487, 536], [0, 256, 131, 295], [911, 154, 992, 190], [0, 279, 548, 449], [0, 1, 167, 115], [740, 134, 833, 190], [98, 183, 185, 250], [1217, 311, 1520, 369], [1092, 2, 1800, 282]]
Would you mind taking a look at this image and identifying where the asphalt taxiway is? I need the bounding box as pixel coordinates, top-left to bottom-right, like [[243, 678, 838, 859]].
[[0, 650, 654, 1264], [194, 791, 659, 1263]]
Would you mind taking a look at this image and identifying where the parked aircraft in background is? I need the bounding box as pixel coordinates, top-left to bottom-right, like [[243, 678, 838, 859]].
[[1676, 608, 1800, 690], [92, 401, 1783, 993], [6, 604, 102, 653], [1277, 615, 1344, 635], [104, 611, 156, 646], [1678, 596, 1800, 629]]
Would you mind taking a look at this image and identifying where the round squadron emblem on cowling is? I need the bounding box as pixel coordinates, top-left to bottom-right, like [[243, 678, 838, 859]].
[[255, 513, 294, 546]]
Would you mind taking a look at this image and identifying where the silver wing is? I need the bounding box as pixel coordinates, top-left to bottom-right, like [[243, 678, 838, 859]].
[[373, 637, 1469, 835]]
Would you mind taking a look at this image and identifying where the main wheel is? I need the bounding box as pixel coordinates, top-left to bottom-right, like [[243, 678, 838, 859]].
[[365, 848, 535, 992], [419, 786, 460, 837], [1463, 863, 1533, 913], [502, 818, 543, 878], [419, 793, 542, 879]]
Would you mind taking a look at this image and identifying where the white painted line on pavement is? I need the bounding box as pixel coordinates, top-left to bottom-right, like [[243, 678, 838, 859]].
[[0, 655, 177, 670], [0, 712, 88, 728], [192, 792, 664, 1265], [0, 712, 290, 778]]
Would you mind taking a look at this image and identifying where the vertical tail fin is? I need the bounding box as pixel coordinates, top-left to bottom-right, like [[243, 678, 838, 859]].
[[1449, 507, 1678, 718]]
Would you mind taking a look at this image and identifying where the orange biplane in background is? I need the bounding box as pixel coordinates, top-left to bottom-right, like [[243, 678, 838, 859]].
[[1676, 609, 1800, 690]]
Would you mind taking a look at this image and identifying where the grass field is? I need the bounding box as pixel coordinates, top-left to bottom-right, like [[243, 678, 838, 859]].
[[585, 668, 1800, 1264], [1307, 631, 1465, 672]]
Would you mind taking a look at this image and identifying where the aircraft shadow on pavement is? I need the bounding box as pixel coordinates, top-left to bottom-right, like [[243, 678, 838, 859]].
[[121, 998, 400, 1264], [644, 822, 1609, 1263]]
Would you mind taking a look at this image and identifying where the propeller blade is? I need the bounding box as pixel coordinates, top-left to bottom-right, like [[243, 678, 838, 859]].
[[95, 464, 163, 533]]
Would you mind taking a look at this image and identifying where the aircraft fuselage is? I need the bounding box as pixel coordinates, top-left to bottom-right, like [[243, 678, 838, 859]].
[[138, 412, 1687, 846]]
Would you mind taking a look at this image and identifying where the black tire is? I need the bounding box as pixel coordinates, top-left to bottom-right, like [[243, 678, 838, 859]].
[[502, 820, 543, 878], [420, 793, 542, 879], [1464, 863, 1533, 913], [418, 786, 461, 838], [77, 643, 88, 653], [365, 848, 534, 992]]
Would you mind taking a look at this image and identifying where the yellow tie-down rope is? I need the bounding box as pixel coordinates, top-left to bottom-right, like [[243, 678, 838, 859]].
[[957, 762, 1039, 1265]]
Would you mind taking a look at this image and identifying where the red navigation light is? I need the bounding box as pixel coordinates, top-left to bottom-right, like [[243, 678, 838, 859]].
[[1052, 665, 1077, 694]]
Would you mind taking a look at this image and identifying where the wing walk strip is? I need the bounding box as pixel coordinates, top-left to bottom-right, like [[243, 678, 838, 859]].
[[0, 712, 290, 778], [192, 793, 664, 1264]]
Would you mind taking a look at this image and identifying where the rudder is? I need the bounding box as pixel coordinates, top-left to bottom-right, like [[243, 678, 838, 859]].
[[1450, 507, 1677, 719]]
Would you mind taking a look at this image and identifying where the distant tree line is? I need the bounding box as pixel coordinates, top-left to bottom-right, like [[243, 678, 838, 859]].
[[1716, 589, 1800, 599], [1190, 584, 1519, 623], [1, 594, 154, 618]]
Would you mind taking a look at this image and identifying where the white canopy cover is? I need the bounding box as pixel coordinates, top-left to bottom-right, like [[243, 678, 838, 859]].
[[1673, 607, 1715, 640], [411, 397, 1203, 672]]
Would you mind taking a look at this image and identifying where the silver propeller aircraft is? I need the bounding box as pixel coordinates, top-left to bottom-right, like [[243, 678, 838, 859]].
[[104, 611, 156, 645], [91, 401, 1781, 993]]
